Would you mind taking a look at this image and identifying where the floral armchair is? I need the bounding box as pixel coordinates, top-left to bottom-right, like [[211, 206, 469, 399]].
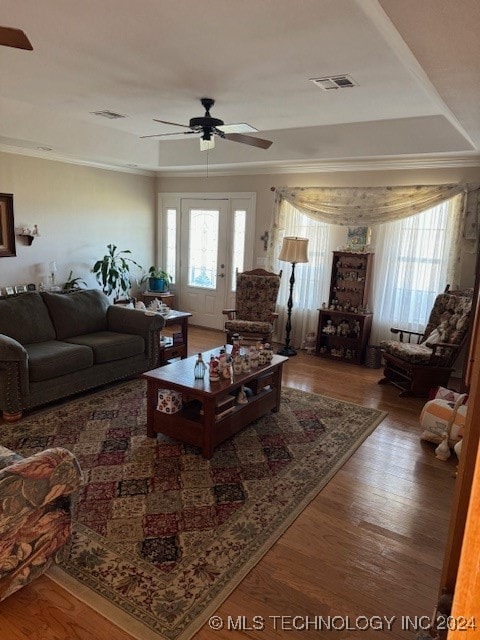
[[0, 445, 82, 601], [378, 288, 474, 396], [223, 268, 282, 344]]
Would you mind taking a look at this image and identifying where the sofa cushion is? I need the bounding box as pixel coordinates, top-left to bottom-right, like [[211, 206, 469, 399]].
[[0, 292, 56, 344], [26, 341, 94, 382], [64, 331, 145, 364], [41, 290, 110, 339]]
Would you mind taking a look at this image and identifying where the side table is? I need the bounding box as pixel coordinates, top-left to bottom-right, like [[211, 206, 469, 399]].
[[159, 311, 192, 364]]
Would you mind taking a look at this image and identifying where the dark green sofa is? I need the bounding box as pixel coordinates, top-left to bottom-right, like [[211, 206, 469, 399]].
[[0, 290, 165, 421]]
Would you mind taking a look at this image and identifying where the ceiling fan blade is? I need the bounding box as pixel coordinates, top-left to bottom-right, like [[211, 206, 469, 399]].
[[152, 118, 191, 129], [223, 132, 272, 149], [140, 131, 196, 139], [0, 26, 33, 50]]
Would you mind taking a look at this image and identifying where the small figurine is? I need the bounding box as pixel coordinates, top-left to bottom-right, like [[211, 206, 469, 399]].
[[236, 386, 248, 405], [353, 320, 361, 337], [209, 355, 220, 381]]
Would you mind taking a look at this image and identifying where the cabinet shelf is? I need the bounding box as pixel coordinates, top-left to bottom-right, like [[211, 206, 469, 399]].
[[316, 251, 374, 365]]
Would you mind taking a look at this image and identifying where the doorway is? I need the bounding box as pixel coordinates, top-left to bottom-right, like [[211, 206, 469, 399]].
[[157, 193, 256, 330]]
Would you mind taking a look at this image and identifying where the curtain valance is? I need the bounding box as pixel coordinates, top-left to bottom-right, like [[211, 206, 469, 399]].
[[267, 183, 479, 287], [274, 184, 471, 226]]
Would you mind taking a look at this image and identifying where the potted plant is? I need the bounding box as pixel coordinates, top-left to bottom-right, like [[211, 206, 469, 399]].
[[92, 244, 142, 300], [146, 266, 172, 293], [62, 270, 87, 292]]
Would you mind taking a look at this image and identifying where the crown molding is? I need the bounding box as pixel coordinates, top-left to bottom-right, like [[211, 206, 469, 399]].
[[0, 145, 156, 177], [155, 153, 480, 178], [1, 144, 479, 178]]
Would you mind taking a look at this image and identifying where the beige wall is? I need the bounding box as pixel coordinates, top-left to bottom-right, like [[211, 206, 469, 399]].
[[1, 152, 478, 296], [157, 166, 480, 288], [0, 152, 156, 294]]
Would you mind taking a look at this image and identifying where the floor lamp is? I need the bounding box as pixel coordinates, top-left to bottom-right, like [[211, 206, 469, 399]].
[[277, 236, 309, 356]]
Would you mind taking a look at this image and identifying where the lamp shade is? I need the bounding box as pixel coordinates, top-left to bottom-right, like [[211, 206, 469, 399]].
[[278, 236, 309, 264]]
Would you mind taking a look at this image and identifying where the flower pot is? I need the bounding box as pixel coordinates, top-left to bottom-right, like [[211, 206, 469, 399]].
[[148, 276, 169, 293]]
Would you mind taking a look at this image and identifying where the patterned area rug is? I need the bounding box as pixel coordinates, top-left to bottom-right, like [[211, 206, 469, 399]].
[[0, 380, 387, 640]]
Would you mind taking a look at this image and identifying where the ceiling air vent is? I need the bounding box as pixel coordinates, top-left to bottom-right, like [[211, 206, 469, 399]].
[[309, 75, 358, 90], [90, 110, 127, 119]]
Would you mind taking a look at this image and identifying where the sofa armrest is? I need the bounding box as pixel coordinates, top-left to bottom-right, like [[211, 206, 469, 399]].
[[0, 447, 83, 601], [0, 334, 27, 362], [107, 306, 165, 366], [0, 335, 29, 412], [107, 305, 165, 337]]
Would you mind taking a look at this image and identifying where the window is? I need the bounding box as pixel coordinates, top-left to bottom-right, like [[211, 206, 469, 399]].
[[231, 209, 246, 290], [165, 208, 176, 284], [370, 196, 460, 343], [187, 209, 219, 289]]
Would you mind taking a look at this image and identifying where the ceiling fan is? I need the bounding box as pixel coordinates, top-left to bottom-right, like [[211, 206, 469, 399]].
[[0, 25, 33, 50], [142, 98, 273, 150]]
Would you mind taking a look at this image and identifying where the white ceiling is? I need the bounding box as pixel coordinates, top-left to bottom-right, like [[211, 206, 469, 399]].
[[1, 0, 479, 176]]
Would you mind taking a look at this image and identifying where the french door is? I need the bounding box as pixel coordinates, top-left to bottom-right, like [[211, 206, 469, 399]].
[[164, 195, 254, 330]]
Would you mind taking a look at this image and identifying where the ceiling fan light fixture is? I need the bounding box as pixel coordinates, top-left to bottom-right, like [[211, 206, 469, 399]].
[[145, 98, 272, 150], [200, 137, 215, 151]]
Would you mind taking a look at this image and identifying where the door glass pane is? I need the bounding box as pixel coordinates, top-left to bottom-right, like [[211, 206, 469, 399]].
[[166, 208, 176, 284], [188, 209, 219, 288], [231, 209, 246, 291]]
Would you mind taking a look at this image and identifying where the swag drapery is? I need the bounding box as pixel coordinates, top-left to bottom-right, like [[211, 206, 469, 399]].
[[267, 184, 479, 347]]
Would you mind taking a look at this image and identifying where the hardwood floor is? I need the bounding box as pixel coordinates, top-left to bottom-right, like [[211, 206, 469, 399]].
[[0, 326, 458, 639]]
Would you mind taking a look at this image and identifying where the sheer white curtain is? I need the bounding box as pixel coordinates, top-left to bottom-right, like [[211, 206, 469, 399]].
[[370, 195, 463, 345], [272, 201, 333, 348], [267, 186, 476, 349]]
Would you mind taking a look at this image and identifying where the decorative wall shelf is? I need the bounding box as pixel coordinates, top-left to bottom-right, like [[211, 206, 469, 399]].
[[16, 225, 40, 245]]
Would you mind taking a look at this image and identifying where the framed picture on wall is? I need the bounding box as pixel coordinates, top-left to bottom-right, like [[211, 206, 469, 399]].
[[0, 194, 16, 258], [347, 226, 371, 248]]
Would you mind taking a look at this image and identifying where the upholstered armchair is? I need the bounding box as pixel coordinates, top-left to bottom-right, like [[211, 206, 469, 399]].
[[0, 445, 82, 601], [223, 268, 282, 344], [378, 288, 474, 396]]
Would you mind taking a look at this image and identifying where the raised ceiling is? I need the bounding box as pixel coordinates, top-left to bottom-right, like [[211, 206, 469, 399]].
[[1, 0, 479, 175]]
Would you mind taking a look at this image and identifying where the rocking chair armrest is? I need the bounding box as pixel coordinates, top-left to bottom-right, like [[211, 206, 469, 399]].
[[222, 309, 237, 319], [429, 341, 459, 353], [389, 327, 424, 343]]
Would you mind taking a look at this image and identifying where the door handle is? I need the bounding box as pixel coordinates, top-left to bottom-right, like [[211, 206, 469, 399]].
[[217, 273, 225, 278]]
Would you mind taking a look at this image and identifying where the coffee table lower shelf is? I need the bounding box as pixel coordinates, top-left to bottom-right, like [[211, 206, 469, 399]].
[[152, 386, 277, 454], [144, 349, 287, 458]]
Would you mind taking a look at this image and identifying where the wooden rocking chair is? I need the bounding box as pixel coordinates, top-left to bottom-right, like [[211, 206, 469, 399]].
[[378, 288, 474, 397]]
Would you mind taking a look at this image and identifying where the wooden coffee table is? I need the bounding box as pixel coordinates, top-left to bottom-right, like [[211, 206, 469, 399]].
[[143, 347, 288, 458]]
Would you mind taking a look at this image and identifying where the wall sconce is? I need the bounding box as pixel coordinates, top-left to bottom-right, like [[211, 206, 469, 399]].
[[17, 224, 40, 245]]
